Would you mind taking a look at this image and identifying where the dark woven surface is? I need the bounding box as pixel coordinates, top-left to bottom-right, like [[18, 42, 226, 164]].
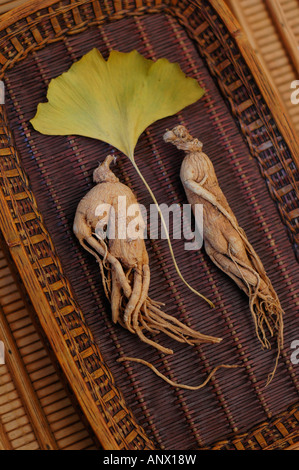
[[3, 10, 299, 449]]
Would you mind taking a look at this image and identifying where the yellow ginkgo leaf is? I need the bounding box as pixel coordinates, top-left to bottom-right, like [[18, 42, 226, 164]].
[[30, 48, 212, 307], [30, 48, 204, 160]]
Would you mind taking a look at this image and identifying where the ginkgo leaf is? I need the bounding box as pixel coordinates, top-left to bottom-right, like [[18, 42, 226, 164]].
[[30, 48, 204, 160]]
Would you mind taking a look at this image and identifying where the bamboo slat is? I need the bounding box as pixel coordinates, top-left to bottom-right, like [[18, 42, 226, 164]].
[[265, 0, 299, 76], [227, 0, 299, 134], [0, 0, 298, 451]]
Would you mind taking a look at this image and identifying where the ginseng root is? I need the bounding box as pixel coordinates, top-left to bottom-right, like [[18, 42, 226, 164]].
[[73, 155, 222, 357], [164, 125, 284, 384]]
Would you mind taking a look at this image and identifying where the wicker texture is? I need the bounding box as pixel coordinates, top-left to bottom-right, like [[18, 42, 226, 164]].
[[0, 235, 99, 450], [0, 0, 298, 450]]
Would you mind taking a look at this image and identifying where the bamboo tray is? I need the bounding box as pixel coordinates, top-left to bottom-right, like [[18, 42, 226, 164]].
[[0, 0, 298, 450]]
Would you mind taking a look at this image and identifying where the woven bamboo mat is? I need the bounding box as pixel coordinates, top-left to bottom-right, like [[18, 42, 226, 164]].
[[3, 9, 298, 450], [227, 0, 299, 134], [0, 0, 28, 15], [0, 235, 99, 449]]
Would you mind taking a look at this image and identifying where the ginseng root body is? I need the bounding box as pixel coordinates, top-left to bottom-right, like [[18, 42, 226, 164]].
[[73, 155, 221, 355], [164, 126, 284, 381]]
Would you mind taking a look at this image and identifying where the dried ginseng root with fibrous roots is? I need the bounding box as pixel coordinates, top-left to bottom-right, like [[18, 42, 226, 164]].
[[164, 125, 284, 384], [73, 155, 222, 358]]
